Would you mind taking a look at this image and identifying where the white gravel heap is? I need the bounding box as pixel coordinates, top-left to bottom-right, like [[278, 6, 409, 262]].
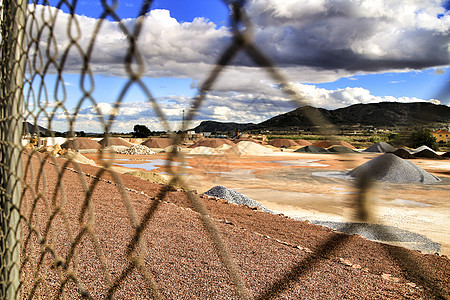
[[117, 144, 156, 155], [226, 141, 273, 155], [348, 153, 440, 184], [204, 186, 271, 213]]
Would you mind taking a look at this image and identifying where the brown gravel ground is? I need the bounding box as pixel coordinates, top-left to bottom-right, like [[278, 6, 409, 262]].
[[20, 152, 450, 299]]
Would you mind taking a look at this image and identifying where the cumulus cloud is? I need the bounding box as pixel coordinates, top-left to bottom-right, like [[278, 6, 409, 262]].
[[28, 0, 450, 79], [36, 85, 441, 132], [25, 1, 450, 132]]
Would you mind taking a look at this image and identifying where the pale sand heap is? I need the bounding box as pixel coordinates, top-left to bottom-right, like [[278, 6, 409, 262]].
[[363, 142, 396, 153], [348, 153, 441, 184], [204, 185, 271, 213], [188, 146, 221, 155], [226, 141, 273, 155], [216, 143, 233, 151], [59, 149, 96, 166]]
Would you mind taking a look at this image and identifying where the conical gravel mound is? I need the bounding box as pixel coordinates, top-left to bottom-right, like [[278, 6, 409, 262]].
[[204, 186, 270, 212], [348, 153, 440, 184], [363, 142, 396, 153]]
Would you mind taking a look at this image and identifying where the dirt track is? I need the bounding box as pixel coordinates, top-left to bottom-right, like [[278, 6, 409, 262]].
[[20, 152, 450, 299]]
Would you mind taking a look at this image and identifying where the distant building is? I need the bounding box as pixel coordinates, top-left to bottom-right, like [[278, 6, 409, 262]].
[[432, 130, 450, 143]]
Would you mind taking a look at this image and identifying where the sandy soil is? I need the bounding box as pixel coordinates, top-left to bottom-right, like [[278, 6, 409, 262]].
[[21, 151, 450, 299], [85, 151, 450, 256]]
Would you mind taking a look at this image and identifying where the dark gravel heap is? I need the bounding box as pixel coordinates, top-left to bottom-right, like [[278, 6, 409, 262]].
[[348, 153, 441, 184], [295, 145, 330, 153], [391, 148, 416, 159], [363, 142, 396, 153], [413, 149, 443, 159], [204, 186, 271, 213], [311, 221, 441, 253]]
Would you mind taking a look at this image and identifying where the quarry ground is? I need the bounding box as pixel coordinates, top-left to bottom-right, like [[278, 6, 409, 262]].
[[85, 151, 450, 256]]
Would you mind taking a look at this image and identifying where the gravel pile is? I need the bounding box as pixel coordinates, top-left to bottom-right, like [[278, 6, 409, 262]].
[[295, 145, 330, 153], [21, 154, 449, 299], [117, 144, 156, 155], [348, 153, 441, 184], [363, 142, 396, 153], [310, 221, 441, 253], [226, 141, 273, 155], [413, 149, 442, 159], [204, 186, 271, 213], [391, 148, 416, 159]]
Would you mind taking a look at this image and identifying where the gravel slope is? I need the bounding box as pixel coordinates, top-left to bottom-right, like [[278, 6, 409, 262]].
[[20, 153, 450, 299]]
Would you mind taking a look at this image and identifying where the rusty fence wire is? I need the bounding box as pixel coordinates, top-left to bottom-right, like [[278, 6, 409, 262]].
[[0, 0, 448, 299]]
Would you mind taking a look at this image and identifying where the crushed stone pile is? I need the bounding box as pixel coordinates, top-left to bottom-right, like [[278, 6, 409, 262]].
[[363, 142, 396, 153], [410, 145, 436, 154], [189, 138, 235, 148], [327, 146, 358, 153], [348, 153, 440, 184], [188, 146, 220, 155], [226, 141, 273, 155], [61, 138, 101, 151], [413, 149, 442, 159], [312, 140, 356, 149], [141, 138, 174, 148], [101, 145, 129, 153], [268, 139, 298, 148], [295, 145, 330, 153], [204, 186, 270, 213], [99, 137, 132, 147], [392, 148, 416, 159], [118, 145, 156, 155]]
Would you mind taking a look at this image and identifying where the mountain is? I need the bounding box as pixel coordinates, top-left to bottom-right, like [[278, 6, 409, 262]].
[[23, 122, 49, 135], [192, 102, 450, 132], [193, 121, 255, 133]]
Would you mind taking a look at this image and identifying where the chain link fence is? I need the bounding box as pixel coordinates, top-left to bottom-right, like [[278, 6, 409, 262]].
[[1, 0, 448, 299]]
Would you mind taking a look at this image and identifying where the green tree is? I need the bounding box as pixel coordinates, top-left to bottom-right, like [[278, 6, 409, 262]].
[[409, 129, 439, 151], [132, 124, 151, 138]]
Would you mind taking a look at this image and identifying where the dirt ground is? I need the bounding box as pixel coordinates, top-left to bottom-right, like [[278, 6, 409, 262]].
[[85, 151, 450, 256]]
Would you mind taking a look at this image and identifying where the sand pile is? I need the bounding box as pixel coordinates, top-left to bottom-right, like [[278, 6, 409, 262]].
[[363, 142, 396, 153], [233, 138, 263, 144], [141, 138, 174, 148], [312, 140, 356, 149], [61, 138, 101, 152], [59, 149, 96, 166], [99, 137, 132, 147], [295, 145, 330, 153], [188, 146, 220, 155], [189, 138, 234, 148], [295, 139, 312, 146], [226, 141, 273, 156], [348, 153, 440, 184], [268, 138, 298, 148], [204, 186, 270, 212], [118, 145, 156, 155], [216, 143, 233, 151]]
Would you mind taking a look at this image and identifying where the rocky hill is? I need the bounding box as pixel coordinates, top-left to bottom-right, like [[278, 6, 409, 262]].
[[192, 102, 450, 132]]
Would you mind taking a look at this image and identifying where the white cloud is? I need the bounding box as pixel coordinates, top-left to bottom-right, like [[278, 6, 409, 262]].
[[35, 85, 440, 132], [28, 1, 450, 79], [25, 1, 450, 132]]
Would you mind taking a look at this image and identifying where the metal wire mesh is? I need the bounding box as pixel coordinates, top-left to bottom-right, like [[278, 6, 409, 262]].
[[0, 0, 448, 299]]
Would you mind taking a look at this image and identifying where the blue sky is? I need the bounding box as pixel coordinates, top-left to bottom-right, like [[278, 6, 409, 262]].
[[27, 1, 450, 132]]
